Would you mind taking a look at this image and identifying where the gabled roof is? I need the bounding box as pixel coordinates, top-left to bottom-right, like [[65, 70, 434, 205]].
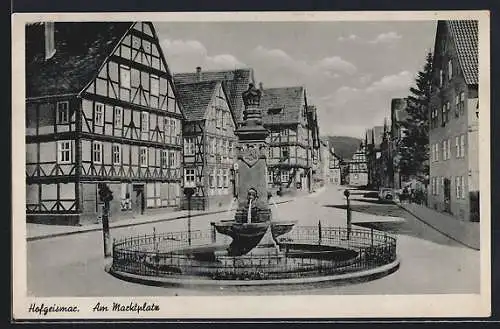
[[434, 20, 478, 86], [175, 81, 219, 121], [260, 86, 305, 125], [26, 22, 133, 98], [173, 68, 254, 124], [447, 20, 478, 85]]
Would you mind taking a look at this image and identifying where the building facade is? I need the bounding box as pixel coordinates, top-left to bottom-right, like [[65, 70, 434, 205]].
[[26, 22, 183, 225], [390, 98, 409, 189], [428, 20, 479, 221], [175, 81, 237, 210], [327, 147, 342, 185], [260, 86, 318, 193], [365, 126, 385, 189], [347, 143, 368, 187]]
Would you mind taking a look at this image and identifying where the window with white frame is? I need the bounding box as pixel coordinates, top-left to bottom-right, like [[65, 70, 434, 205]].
[[170, 119, 176, 143], [460, 135, 465, 157], [281, 170, 289, 183], [184, 137, 195, 155], [150, 75, 159, 96], [139, 147, 148, 167], [435, 143, 439, 161], [57, 140, 72, 164], [95, 103, 104, 126], [455, 136, 460, 158], [448, 59, 453, 80], [441, 177, 445, 195], [161, 150, 168, 168], [184, 168, 196, 187], [217, 169, 222, 188], [211, 138, 217, 154], [281, 146, 289, 159], [112, 144, 121, 165], [92, 142, 103, 164], [456, 176, 463, 199], [56, 101, 69, 124], [229, 141, 234, 158], [141, 112, 149, 132], [114, 107, 123, 128], [164, 117, 170, 136], [209, 170, 215, 188], [447, 138, 451, 160], [120, 65, 131, 88]]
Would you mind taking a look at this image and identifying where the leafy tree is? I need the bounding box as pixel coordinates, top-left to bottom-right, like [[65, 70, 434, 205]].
[[399, 51, 433, 183]]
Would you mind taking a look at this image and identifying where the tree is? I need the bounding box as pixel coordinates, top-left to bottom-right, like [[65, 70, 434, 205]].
[[399, 51, 433, 183]]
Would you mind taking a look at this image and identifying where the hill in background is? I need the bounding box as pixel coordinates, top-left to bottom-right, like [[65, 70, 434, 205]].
[[326, 136, 363, 161]]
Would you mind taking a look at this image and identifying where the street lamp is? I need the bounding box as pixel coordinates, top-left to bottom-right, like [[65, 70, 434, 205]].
[[98, 182, 114, 258], [183, 187, 196, 246], [343, 189, 352, 240]]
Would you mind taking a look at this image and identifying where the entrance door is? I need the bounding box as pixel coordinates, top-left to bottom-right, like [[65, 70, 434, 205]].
[[443, 178, 451, 213], [133, 184, 145, 215]]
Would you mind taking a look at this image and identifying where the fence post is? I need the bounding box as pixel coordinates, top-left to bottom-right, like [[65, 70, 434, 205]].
[[318, 220, 322, 245]]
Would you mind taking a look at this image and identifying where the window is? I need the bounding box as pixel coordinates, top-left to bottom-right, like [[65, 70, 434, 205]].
[[184, 168, 196, 187], [448, 60, 453, 80], [216, 109, 222, 128], [112, 144, 121, 165], [170, 120, 176, 142], [281, 146, 289, 159], [114, 107, 123, 128], [56, 101, 69, 124], [161, 150, 168, 168], [455, 136, 460, 158], [92, 142, 102, 164], [442, 140, 447, 160], [460, 135, 466, 157], [184, 137, 194, 155], [57, 140, 71, 164], [95, 103, 104, 126], [281, 170, 289, 183], [120, 65, 130, 88], [164, 117, 170, 136], [211, 138, 217, 154], [459, 92, 465, 115], [456, 176, 463, 199], [209, 170, 215, 188], [217, 169, 223, 188], [439, 69, 443, 87], [229, 141, 234, 158], [268, 171, 274, 184], [441, 177, 445, 195], [150, 75, 159, 96], [141, 112, 149, 132], [455, 95, 460, 117], [435, 143, 439, 161], [169, 151, 175, 167], [447, 138, 451, 160], [139, 147, 148, 167]]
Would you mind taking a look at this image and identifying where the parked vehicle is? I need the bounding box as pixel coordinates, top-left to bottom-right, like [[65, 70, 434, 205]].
[[378, 188, 394, 201]]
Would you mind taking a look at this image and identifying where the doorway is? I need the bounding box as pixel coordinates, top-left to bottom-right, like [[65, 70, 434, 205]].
[[133, 184, 145, 215], [443, 178, 451, 213]]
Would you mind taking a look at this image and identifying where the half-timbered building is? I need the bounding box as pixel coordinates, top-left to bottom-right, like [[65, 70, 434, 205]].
[[26, 22, 184, 225], [347, 143, 368, 187], [175, 81, 237, 210], [260, 86, 319, 192], [327, 147, 342, 185]]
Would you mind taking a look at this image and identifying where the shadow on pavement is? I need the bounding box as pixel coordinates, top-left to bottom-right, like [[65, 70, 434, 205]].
[[323, 204, 465, 248]]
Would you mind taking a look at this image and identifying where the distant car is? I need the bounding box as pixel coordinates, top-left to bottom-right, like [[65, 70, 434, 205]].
[[378, 188, 394, 201]]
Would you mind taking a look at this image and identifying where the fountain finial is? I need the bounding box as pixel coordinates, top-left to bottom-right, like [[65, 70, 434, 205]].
[[242, 83, 262, 108]]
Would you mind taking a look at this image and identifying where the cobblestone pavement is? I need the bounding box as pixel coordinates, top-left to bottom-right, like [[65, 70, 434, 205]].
[[26, 185, 480, 296]]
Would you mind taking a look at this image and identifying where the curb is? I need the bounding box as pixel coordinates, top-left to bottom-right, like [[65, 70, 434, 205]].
[[27, 199, 294, 242], [395, 203, 480, 251], [106, 258, 400, 288]]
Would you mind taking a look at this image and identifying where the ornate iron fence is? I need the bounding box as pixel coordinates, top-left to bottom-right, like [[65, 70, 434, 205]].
[[111, 226, 397, 281]]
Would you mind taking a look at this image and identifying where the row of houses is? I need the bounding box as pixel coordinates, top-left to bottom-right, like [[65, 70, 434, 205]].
[[361, 20, 479, 222], [25, 21, 323, 225]]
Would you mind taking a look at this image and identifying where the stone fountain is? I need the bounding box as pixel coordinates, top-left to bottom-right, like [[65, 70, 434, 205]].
[[213, 83, 296, 256]]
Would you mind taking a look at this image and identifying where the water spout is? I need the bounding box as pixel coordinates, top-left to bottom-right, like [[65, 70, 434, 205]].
[[247, 199, 253, 223]]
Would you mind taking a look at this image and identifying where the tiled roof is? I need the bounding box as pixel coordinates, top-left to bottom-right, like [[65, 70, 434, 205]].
[[447, 20, 478, 85], [26, 22, 133, 98], [173, 68, 254, 124], [260, 86, 305, 125], [174, 81, 218, 121]]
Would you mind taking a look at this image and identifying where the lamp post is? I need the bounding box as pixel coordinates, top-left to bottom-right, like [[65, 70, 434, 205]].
[[98, 182, 113, 258], [183, 187, 195, 246], [343, 189, 352, 240]]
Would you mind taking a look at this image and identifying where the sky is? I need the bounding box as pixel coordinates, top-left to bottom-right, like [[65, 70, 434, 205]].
[[154, 21, 437, 138]]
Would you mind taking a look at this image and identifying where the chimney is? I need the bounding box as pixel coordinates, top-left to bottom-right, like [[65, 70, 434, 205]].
[[44, 22, 56, 60], [196, 66, 202, 82]]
